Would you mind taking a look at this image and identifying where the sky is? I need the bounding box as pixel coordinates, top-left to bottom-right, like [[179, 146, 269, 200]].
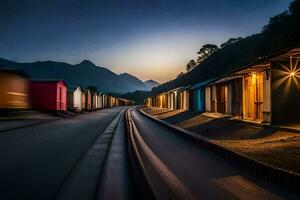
[[0, 0, 293, 83]]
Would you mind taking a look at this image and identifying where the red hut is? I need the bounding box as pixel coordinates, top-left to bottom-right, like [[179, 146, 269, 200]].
[[30, 80, 67, 111]]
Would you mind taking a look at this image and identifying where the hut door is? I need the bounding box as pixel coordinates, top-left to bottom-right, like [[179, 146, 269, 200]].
[[232, 79, 242, 116], [244, 73, 263, 121], [217, 84, 226, 114]]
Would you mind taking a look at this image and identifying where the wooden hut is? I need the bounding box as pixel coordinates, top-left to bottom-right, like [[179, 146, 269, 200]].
[[81, 92, 86, 110], [101, 94, 105, 108], [106, 95, 110, 107], [90, 90, 97, 110], [103, 94, 108, 108], [221, 65, 270, 123], [190, 80, 211, 112], [206, 46, 300, 124], [84, 89, 92, 111], [205, 85, 217, 113], [0, 69, 30, 110], [207, 76, 242, 115], [177, 86, 190, 110], [67, 86, 83, 112], [145, 97, 151, 107], [170, 90, 178, 110], [108, 95, 116, 107], [97, 93, 103, 109], [30, 80, 67, 111]]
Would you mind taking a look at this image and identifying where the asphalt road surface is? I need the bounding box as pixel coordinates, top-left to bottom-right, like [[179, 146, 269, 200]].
[[0, 107, 132, 200], [129, 108, 300, 200], [1, 106, 299, 200]]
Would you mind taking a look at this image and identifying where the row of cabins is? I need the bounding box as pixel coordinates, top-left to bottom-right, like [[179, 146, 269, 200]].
[[146, 46, 300, 125], [0, 68, 133, 112], [67, 86, 132, 111]]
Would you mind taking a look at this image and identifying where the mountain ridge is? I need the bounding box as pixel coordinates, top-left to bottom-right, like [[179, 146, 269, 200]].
[[0, 58, 149, 94], [144, 79, 160, 90]]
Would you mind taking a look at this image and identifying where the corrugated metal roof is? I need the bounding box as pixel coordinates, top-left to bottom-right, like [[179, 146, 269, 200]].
[[167, 86, 184, 93], [177, 85, 192, 92], [213, 75, 243, 84], [190, 79, 217, 90]]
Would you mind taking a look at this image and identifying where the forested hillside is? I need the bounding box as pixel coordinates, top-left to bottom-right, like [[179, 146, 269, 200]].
[[152, 0, 300, 95]]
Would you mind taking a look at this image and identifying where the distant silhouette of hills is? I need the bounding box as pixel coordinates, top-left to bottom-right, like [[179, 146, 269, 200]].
[[0, 58, 149, 93], [144, 80, 160, 90]]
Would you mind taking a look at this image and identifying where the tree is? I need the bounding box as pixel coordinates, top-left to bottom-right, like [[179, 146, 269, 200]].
[[221, 37, 242, 48], [186, 59, 196, 71], [197, 44, 219, 64], [177, 72, 184, 78], [290, 0, 300, 17], [263, 11, 289, 33]]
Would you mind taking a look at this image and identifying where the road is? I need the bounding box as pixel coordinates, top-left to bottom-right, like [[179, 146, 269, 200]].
[[1, 106, 299, 200], [129, 107, 300, 200], [0, 107, 132, 200]]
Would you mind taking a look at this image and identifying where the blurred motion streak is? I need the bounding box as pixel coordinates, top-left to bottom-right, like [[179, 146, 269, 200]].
[[0, 69, 30, 110]]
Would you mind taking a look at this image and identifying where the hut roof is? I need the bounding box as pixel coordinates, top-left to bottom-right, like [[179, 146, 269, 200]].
[[190, 78, 217, 90], [68, 85, 83, 92], [30, 79, 67, 86], [0, 67, 29, 77]]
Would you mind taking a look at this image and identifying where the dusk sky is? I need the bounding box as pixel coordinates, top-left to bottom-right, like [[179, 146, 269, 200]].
[[0, 0, 292, 82]]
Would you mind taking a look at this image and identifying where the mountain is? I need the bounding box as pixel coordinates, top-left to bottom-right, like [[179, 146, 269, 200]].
[[0, 58, 148, 94], [118, 73, 147, 91], [144, 80, 160, 90]]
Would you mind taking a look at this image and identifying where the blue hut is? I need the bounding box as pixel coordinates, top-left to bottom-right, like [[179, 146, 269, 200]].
[[191, 80, 214, 112]]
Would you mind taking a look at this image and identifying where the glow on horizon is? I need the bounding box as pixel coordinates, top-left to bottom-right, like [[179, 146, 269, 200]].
[[90, 30, 237, 83]]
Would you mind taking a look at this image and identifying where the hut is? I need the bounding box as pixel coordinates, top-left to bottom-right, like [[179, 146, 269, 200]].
[[67, 86, 83, 112], [101, 93, 105, 108], [168, 89, 178, 110], [81, 92, 86, 110], [30, 80, 67, 111], [206, 46, 300, 124], [84, 89, 92, 111], [157, 94, 163, 108], [220, 64, 271, 123], [205, 85, 217, 113], [0, 69, 30, 110], [177, 86, 190, 110], [90, 90, 98, 110], [97, 93, 103, 109], [163, 93, 169, 108], [206, 76, 242, 115], [107, 95, 116, 107], [145, 97, 151, 107], [190, 80, 212, 112], [103, 94, 108, 108]]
